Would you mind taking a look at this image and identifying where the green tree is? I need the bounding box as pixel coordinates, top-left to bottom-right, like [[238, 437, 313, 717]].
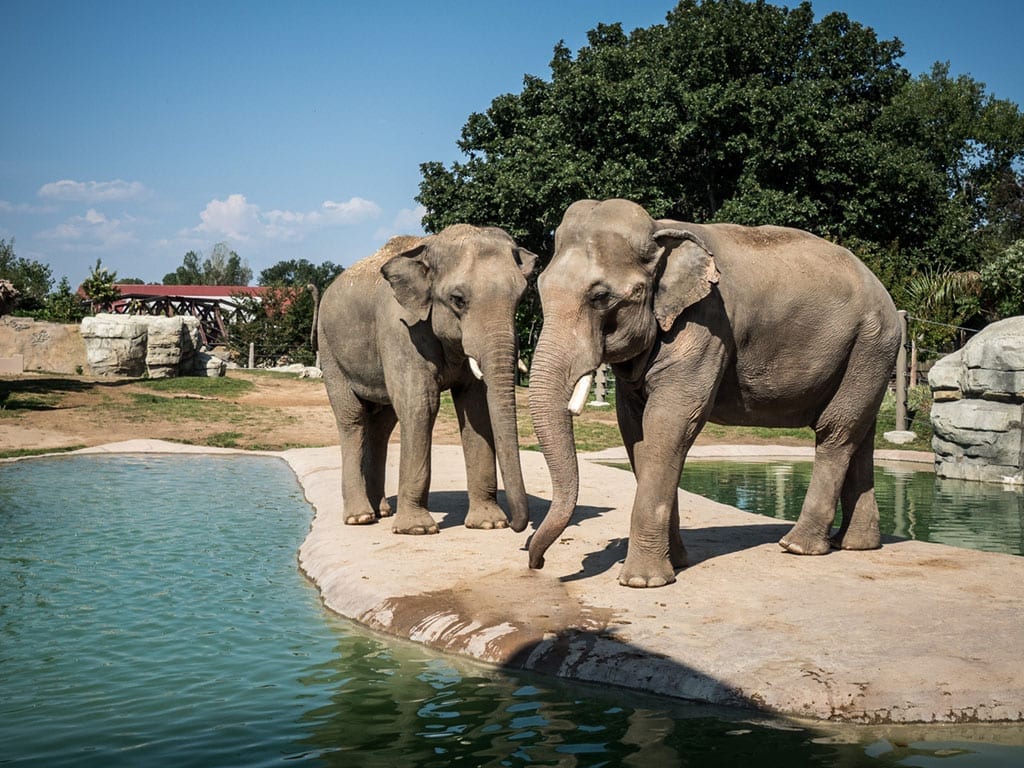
[[163, 243, 253, 286], [417, 0, 1024, 341], [980, 240, 1024, 318], [80, 259, 121, 312], [258, 258, 343, 291], [43, 277, 88, 323], [0, 238, 53, 312]]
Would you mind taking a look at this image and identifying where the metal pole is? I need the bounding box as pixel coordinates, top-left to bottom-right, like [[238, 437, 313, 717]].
[[895, 310, 908, 432], [249, 341, 255, 369]]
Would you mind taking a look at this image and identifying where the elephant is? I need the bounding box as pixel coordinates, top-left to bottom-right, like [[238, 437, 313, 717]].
[[318, 224, 537, 535], [528, 199, 901, 587]]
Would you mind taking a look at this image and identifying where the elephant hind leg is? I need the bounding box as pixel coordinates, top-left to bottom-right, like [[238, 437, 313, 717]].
[[324, 359, 396, 526], [779, 436, 852, 555], [831, 420, 881, 550]]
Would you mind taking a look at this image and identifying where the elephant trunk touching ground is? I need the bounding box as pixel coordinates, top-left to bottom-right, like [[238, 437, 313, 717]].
[[526, 305, 602, 568], [469, 318, 531, 533]]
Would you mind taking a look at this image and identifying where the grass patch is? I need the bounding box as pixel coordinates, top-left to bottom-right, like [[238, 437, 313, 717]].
[[0, 445, 86, 459], [138, 376, 254, 397]]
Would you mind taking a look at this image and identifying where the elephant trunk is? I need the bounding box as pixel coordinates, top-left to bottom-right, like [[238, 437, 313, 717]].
[[526, 330, 591, 569], [479, 329, 531, 533]]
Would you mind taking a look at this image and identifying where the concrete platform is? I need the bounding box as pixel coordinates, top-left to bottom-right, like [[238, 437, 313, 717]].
[[74, 440, 1024, 724]]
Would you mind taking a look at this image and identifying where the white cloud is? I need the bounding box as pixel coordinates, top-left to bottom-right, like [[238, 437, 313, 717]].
[[375, 205, 426, 240], [36, 209, 138, 251], [38, 179, 150, 203], [193, 194, 382, 242], [195, 194, 262, 241]]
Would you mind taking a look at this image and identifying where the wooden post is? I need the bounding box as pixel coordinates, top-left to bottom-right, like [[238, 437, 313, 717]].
[[248, 342, 255, 369], [895, 310, 908, 432]]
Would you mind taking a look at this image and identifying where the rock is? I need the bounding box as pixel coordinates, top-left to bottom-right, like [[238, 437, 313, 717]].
[[80, 314, 219, 378], [193, 350, 227, 377], [80, 315, 148, 376], [882, 430, 917, 445], [928, 316, 1024, 485]]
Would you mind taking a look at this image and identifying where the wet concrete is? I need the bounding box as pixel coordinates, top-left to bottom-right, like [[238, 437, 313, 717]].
[[77, 439, 1023, 724]]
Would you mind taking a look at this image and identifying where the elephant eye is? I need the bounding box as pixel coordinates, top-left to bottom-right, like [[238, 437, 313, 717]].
[[449, 292, 467, 313], [589, 288, 616, 311]]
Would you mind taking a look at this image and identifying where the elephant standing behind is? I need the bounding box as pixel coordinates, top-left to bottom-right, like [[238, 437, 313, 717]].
[[318, 225, 537, 535], [528, 199, 901, 587]]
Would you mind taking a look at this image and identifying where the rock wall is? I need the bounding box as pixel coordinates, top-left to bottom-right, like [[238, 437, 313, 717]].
[[0, 316, 88, 374], [929, 316, 1024, 485]]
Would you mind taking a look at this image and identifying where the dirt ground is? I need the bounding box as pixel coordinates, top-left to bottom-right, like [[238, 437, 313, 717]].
[[0, 370, 545, 454], [0, 366, 816, 456]]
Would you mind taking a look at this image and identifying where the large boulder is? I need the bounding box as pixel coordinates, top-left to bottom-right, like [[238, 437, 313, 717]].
[[80, 315, 148, 376], [928, 316, 1024, 485]]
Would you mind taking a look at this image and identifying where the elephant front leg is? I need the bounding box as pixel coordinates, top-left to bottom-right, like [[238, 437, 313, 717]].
[[452, 381, 508, 530], [392, 399, 440, 535]]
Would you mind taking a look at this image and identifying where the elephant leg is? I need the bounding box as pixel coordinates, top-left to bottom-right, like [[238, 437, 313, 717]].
[[832, 421, 882, 550], [391, 395, 441, 535], [616, 380, 688, 575], [322, 358, 386, 526], [452, 381, 508, 530], [779, 437, 852, 554], [781, 331, 892, 555], [366, 404, 398, 518]]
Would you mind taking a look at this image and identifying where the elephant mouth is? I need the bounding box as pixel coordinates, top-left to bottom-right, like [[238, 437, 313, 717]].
[[568, 372, 594, 416]]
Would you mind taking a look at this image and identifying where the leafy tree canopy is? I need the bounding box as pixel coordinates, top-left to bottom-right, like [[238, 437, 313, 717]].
[[417, 0, 1024, 327], [163, 242, 253, 286], [258, 258, 344, 291], [0, 237, 53, 311]]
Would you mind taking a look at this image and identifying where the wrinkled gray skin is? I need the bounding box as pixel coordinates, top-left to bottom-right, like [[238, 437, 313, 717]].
[[318, 225, 537, 535], [529, 199, 901, 587]]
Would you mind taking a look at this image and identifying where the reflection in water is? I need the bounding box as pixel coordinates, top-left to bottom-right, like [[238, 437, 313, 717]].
[[2, 454, 1022, 766], [680, 461, 1024, 556]]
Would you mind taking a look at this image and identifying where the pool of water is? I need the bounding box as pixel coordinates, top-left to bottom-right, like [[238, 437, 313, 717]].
[[680, 460, 1024, 556], [2, 454, 1022, 766]]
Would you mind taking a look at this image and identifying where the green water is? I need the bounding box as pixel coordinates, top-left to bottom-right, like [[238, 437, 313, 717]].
[[1, 454, 1022, 766], [679, 461, 1024, 556]]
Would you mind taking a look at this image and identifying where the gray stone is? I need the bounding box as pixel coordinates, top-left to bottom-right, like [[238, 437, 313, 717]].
[[929, 316, 1024, 484], [80, 315, 148, 376], [193, 350, 227, 377]]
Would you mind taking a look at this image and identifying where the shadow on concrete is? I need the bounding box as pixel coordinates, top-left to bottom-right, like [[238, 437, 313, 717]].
[[424, 490, 614, 533]]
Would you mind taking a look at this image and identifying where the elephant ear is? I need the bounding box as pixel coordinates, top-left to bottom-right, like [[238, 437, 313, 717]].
[[514, 247, 539, 279], [381, 242, 432, 324], [651, 228, 720, 332]]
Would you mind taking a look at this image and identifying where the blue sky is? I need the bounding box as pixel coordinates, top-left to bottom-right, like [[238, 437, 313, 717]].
[[2, 1, 1022, 286]]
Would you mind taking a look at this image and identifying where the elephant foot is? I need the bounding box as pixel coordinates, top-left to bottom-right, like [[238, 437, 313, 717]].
[[344, 512, 376, 525], [392, 508, 439, 535], [779, 522, 832, 555], [830, 524, 881, 551], [378, 498, 393, 518], [618, 554, 677, 588], [465, 499, 510, 530]]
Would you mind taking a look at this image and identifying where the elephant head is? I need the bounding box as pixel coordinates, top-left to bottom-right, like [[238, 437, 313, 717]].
[[528, 199, 719, 567], [381, 224, 538, 532]]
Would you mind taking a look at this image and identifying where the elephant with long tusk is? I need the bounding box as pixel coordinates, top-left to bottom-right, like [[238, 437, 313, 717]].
[[528, 199, 900, 587], [318, 225, 537, 535]]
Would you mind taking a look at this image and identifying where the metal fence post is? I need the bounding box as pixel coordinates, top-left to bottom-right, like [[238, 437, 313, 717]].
[[249, 342, 255, 370], [895, 310, 908, 432]]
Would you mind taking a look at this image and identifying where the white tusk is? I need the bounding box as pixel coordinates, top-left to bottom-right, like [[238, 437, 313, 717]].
[[567, 373, 594, 416], [468, 357, 484, 381]]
